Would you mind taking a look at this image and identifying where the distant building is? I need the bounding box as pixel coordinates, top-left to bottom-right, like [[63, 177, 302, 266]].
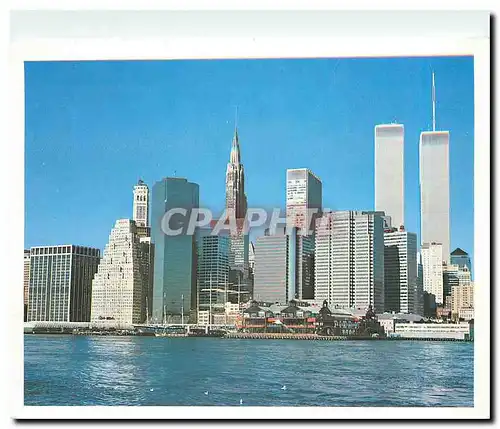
[[254, 229, 289, 304], [450, 248, 472, 274], [459, 307, 474, 321], [423, 291, 437, 318], [421, 242, 444, 305], [90, 219, 145, 326], [28, 245, 100, 322], [24, 249, 30, 322], [132, 181, 154, 322], [417, 252, 424, 316], [314, 211, 385, 313], [451, 268, 473, 320], [443, 263, 460, 301], [286, 168, 322, 233], [293, 231, 315, 300], [383, 227, 418, 314], [419, 131, 450, 263], [138, 236, 154, 322], [225, 127, 250, 298], [151, 177, 199, 323], [133, 179, 149, 227], [196, 228, 230, 318], [375, 124, 405, 229]]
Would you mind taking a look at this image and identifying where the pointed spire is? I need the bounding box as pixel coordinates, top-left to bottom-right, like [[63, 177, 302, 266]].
[[230, 127, 241, 164], [229, 107, 241, 165]]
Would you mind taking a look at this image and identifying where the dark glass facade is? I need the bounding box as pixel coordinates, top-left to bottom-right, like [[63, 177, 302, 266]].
[[151, 178, 199, 323]]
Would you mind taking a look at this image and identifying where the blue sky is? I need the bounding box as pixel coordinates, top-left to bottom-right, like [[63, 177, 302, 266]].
[[25, 57, 474, 268]]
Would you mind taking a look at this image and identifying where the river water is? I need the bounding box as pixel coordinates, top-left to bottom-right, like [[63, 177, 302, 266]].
[[24, 335, 473, 407]]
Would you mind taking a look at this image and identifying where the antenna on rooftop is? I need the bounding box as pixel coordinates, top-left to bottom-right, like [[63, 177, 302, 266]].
[[432, 71, 436, 132]]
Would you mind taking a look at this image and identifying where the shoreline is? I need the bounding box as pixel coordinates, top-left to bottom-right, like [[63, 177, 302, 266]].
[[23, 332, 473, 342]]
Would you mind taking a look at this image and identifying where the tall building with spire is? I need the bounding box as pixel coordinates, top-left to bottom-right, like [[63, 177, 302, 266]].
[[419, 72, 450, 263], [225, 128, 247, 220], [225, 126, 250, 298]]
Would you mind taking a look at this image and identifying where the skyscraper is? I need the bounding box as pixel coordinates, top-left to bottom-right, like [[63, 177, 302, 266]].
[[225, 127, 250, 296], [225, 128, 247, 220], [254, 229, 290, 304], [90, 219, 145, 326], [450, 248, 472, 273], [419, 73, 450, 263], [133, 179, 150, 227], [151, 177, 199, 323], [27, 245, 100, 322], [421, 242, 444, 305], [196, 228, 230, 318], [132, 180, 154, 323], [314, 211, 385, 312], [384, 228, 418, 314], [375, 124, 404, 228], [286, 168, 322, 233]]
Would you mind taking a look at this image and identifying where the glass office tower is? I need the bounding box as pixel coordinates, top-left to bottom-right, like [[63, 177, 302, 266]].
[[151, 177, 199, 323]]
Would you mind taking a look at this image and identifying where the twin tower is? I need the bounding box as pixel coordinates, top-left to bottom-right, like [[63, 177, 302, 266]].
[[375, 124, 450, 263]]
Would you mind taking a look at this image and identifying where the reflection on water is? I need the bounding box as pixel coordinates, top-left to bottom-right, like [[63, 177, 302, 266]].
[[24, 336, 474, 407]]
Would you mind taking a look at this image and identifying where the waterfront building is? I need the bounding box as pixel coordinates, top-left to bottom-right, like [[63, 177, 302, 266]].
[[314, 211, 385, 313], [196, 228, 230, 318], [27, 245, 100, 322], [133, 179, 149, 227], [421, 242, 444, 305], [24, 249, 30, 322], [90, 219, 145, 326], [451, 269, 473, 320], [253, 229, 289, 304], [151, 177, 199, 323], [450, 248, 472, 274], [286, 168, 322, 233], [393, 322, 470, 340], [383, 227, 418, 314], [375, 124, 404, 229], [377, 313, 424, 335]]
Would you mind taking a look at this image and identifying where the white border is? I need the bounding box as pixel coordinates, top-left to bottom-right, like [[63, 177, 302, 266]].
[[8, 7, 490, 421]]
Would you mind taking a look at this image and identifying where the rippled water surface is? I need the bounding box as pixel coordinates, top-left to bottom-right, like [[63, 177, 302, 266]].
[[24, 335, 473, 406]]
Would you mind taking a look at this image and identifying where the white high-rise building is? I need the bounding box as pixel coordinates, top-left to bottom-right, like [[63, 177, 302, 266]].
[[375, 124, 404, 229], [133, 179, 149, 227], [384, 228, 418, 314], [286, 168, 322, 233], [314, 211, 385, 313], [419, 74, 450, 263], [90, 219, 145, 327], [421, 242, 444, 305], [419, 131, 450, 263]]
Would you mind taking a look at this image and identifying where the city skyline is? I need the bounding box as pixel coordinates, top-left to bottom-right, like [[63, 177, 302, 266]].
[[25, 56, 474, 266]]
